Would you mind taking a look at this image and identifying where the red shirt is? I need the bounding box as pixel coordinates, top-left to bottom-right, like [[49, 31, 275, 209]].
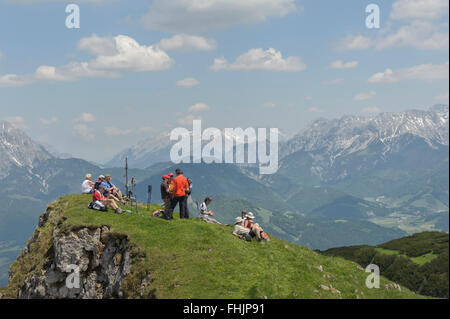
[[93, 190, 104, 201], [173, 175, 189, 197], [246, 219, 253, 229]]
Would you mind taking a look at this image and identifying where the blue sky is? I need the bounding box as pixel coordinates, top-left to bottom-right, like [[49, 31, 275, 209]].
[[0, 0, 448, 162]]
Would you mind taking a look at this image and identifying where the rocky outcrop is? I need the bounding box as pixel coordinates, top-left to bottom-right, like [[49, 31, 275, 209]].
[[16, 208, 133, 299]]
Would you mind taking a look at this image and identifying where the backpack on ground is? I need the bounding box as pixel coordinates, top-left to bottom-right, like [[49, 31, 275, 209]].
[[88, 201, 107, 212]]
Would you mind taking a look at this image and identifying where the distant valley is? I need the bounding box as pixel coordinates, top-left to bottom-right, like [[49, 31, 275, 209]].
[[0, 105, 448, 286]]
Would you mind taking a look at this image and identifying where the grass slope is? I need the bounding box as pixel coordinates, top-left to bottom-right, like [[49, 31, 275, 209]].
[[1, 194, 422, 299]]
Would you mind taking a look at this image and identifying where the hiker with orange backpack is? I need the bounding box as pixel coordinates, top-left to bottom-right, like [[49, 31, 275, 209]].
[[244, 212, 270, 242], [164, 169, 189, 220]]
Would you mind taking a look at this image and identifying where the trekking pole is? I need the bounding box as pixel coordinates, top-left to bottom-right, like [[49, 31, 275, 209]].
[[147, 185, 152, 212], [131, 177, 139, 216]]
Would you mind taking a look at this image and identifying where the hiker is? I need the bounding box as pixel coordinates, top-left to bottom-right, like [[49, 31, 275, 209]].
[[165, 169, 189, 220], [240, 211, 247, 226], [199, 197, 227, 226], [160, 174, 171, 217], [94, 175, 105, 190], [184, 177, 193, 218], [232, 217, 252, 241], [244, 212, 269, 242], [90, 184, 123, 214], [81, 173, 95, 194], [167, 172, 174, 186], [102, 174, 125, 203]]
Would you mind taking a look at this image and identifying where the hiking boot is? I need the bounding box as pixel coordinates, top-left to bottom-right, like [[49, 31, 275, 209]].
[[115, 208, 124, 214]]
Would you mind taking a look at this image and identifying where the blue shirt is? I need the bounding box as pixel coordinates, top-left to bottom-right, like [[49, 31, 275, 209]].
[[101, 181, 114, 190]]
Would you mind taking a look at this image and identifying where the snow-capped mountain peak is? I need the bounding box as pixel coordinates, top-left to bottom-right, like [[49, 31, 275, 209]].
[[0, 121, 52, 179]]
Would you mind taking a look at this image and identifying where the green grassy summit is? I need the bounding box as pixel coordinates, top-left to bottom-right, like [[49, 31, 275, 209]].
[[1, 194, 423, 299]]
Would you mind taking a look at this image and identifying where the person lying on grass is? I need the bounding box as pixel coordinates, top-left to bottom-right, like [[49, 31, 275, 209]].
[[232, 217, 253, 241]]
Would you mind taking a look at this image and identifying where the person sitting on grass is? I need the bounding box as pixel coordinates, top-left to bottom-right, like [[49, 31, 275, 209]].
[[232, 217, 253, 241], [240, 211, 247, 226], [91, 184, 123, 214], [199, 197, 227, 226], [102, 174, 126, 204], [81, 173, 95, 194], [244, 212, 269, 242]]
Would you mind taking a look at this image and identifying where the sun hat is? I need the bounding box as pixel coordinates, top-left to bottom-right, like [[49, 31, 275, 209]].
[[98, 175, 105, 179], [246, 212, 255, 219], [162, 175, 169, 179], [235, 217, 243, 223], [168, 173, 174, 177]]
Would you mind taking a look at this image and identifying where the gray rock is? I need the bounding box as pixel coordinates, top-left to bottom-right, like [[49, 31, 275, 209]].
[[19, 224, 133, 299]]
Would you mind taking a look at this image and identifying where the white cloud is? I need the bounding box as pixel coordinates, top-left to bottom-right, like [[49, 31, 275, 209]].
[[188, 103, 210, 112], [176, 77, 200, 88], [4, 116, 27, 129], [375, 21, 449, 50], [331, 60, 358, 69], [0, 74, 32, 87], [305, 96, 313, 101], [362, 106, 382, 114], [77, 34, 118, 56], [335, 35, 372, 51], [177, 114, 202, 126], [76, 113, 96, 123], [0, 35, 173, 88], [211, 48, 306, 72], [336, 0, 449, 51], [368, 61, 449, 83], [390, 0, 449, 21], [158, 34, 217, 52], [39, 116, 59, 125], [354, 90, 376, 101], [88, 35, 174, 72], [72, 124, 95, 142], [141, 0, 298, 33], [263, 103, 277, 109]]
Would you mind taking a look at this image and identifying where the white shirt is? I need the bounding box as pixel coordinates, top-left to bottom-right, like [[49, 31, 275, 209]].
[[81, 179, 93, 193], [199, 202, 207, 218]]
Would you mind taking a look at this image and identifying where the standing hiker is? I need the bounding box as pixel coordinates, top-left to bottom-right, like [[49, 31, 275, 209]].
[[160, 175, 171, 217], [165, 169, 189, 220], [184, 177, 193, 219], [168, 172, 174, 185]]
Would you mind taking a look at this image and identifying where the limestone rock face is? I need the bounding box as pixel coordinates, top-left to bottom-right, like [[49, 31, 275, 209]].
[[17, 210, 132, 299]]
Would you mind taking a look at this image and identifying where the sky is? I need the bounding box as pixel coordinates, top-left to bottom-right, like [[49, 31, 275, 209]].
[[0, 0, 449, 163]]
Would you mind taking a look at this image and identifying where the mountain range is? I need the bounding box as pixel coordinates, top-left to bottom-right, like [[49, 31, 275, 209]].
[[0, 104, 448, 286]]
